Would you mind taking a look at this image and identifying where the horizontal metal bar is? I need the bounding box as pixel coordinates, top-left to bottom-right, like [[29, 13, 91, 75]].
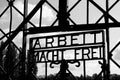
[[35, 58, 104, 63], [28, 23, 120, 34], [32, 43, 104, 52], [30, 29, 103, 39]]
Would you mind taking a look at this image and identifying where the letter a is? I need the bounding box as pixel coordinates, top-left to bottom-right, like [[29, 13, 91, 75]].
[[40, 52, 46, 62], [33, 39, 42, 49]]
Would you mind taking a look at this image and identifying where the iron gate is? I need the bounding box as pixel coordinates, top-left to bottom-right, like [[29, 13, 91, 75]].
[[28, 30, 107, 80], [0, 0, 120, 80]]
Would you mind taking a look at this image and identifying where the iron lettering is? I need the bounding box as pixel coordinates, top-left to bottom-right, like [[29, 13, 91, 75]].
[[30, 30, 104, 62], [34, 46, 103, 62]]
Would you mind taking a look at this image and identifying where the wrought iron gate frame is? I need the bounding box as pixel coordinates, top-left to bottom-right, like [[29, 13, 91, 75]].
[[0, 0, 120, 80]]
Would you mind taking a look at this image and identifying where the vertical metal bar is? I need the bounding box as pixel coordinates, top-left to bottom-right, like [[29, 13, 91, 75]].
[[58, 0, 69, 27], [83, 33, 85, 44], [106, 27, 110, 80], [94, 33, 96, 43], [8, 0, 13, 74], [83, 60, 86, 80], [102, 30, 106, 80], [9, 1, 12, 33], [105, 0, 109, 23], [105, 0, 110, 80], [45, 62, 47, 80], [87, 0, 89, 24], [29, 38, 33, 61], [22, 0, 28, 78], [39, 6, 42, 27], [83, 33, 86, 80], [28, 38, 33, 76]]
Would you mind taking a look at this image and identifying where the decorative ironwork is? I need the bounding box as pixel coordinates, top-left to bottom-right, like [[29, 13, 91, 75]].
[[0, 0, 120, 80]]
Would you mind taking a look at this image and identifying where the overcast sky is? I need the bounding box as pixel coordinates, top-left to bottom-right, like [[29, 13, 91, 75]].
[[1, 0, 120, 77]]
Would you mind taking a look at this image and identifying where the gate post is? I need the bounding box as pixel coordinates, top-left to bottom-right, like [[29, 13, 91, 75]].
[[58, 0, 69, 27]]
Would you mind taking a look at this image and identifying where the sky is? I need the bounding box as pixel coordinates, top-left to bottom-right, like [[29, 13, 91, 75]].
[[1, 0, 120, 77]]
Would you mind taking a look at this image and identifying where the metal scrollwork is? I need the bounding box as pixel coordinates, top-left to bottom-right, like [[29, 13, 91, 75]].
[[50, 61, 61, 68], [69, 60, 81, 67], [50, 59, 81, 68]]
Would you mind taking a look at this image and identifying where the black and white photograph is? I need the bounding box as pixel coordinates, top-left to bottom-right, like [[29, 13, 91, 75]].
[[0, 0, 120, 80]]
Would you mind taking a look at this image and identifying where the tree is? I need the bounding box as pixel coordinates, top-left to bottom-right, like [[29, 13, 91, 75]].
[[0, 41, 6, 80], [3, 43, 20, 80], [79, 75, 84, 80], [92, 73, 98, 80], [86, 75, 92, 80], [27, 50, 38, 75], [4, 43, 17, 73], [33, 63, 38, 75]]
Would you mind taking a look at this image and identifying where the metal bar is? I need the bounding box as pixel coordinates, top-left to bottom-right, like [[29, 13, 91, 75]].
[[0, 0, 47, 52], [28, 22, 120, 34], [105, 0, 110, 80], [29, 21, 37, 28], [39, 6, 42, 27], [33, 44, 104, 52], [110, 41, 120, 53], [7, 1, 13, 77], [83, 60, 86, 80], [0, 6, 9, 17], [21, 0, 28, 77], [0, 30, 14, 40], [89, 0, 118, 23], [13, 6, 36, 28], [34, 58, 104, 63], [68, 0, 81, 13], [58, 0, 69, 27], [96, 15, 104, 24], [0, 29, 22, 53], [51, 18, 58, 26], [109, 0, 120, 11], [45, 62, 47, 80], [105, 0, 109, 23], [87, 0, 89, 24], [13, 5, 24, 16], [96, 0, 120, 23], [102, 30, 106, 80], [9, 1, 12, 35], [68, 17, 77, 25], [29, 29, 103, 38], [46, 0, 58, 13], [111, 58, 120, 69]]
